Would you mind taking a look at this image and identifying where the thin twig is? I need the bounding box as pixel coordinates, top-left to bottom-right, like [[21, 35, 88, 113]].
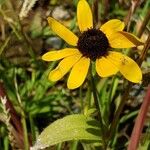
[[103, 0, 110, 21], [137, 10, 150, 38], [137, 32, 150, 66], [92, 0, 99, 27], [124, 0, 140, 31]]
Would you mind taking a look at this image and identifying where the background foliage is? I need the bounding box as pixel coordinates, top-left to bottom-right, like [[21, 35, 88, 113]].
[[0, 0, 150, 149]]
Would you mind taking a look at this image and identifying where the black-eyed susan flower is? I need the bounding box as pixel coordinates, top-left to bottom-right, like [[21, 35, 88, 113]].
[[42, 0, 143, 89]]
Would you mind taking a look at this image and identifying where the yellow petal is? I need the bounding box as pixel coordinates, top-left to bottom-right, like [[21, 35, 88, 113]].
[[47, 17, 78, 46], [42, 48, 79, 61], [49, 53, 82, 81], [100, 19, 125, 38], [107, 52, 142, 83], [77, 0, 93, 32], [96, 57, 119, 77], [67, 57, 90, 89], [108, 31, 143, 48]]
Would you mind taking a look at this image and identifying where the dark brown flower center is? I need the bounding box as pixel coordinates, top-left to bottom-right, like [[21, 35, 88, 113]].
[[77, 28, 109, 61]]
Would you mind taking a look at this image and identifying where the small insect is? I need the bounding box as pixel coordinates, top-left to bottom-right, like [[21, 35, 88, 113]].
[[121, 57, 128, 65]]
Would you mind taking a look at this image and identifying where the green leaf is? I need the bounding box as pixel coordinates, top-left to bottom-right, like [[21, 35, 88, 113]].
[[31, 114, 101, 149], [138, 140, 150, 150], [0, 0, 5, 5]]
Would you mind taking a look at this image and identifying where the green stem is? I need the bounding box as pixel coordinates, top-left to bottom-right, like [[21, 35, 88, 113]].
[[14, 69, 29, 150], [56, 143, 62, 150], [29, 114, 37, 143], [86, 82, 92, 108], [79, 87, 84, 113], [21, 111, 29, 150], [90, 67, 107, 150], [70, 141, 78, 150], [4, 135, 9, 150]]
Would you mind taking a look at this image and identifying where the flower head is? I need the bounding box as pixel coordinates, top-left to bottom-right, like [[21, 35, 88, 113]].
[[42, 0, 143, 89]]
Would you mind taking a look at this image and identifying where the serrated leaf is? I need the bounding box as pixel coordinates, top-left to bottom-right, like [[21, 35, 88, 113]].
[[31, 114, 101, 149]]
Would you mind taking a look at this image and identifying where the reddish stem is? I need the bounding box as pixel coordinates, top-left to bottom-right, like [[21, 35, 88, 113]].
[[128, 85, 150, 150]]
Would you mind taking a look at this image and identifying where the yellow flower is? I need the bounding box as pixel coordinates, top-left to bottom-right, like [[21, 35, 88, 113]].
[[42, 0, 143, 89]]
